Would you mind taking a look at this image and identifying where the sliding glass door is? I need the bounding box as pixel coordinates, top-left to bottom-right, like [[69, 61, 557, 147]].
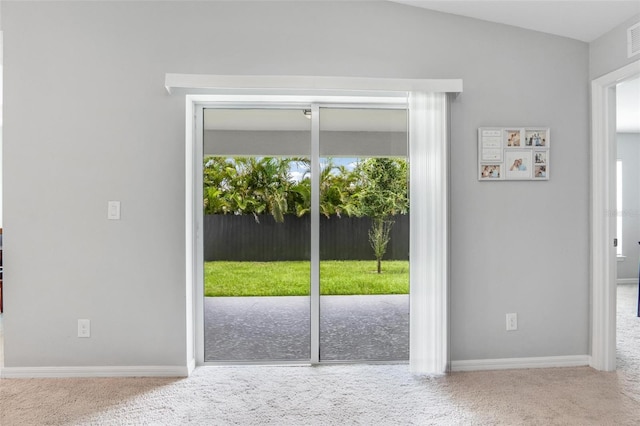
[[319, 108, 409, 361], [202, 108, 311, 362], [201, 105, 408, 363]]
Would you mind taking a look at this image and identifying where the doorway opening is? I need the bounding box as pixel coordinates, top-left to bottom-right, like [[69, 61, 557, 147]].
[[200, 105, 409, 363], [590, 60, 640, 371], [614, 75, 640, 372]]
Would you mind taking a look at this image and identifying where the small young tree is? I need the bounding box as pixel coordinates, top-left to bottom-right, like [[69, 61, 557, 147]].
[[368, 217, 395, 274], [355, 158, 408, 274]]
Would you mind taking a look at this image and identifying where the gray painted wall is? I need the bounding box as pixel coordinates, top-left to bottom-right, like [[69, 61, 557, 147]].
[[617, 133, 640, 280], [2, 1, 590, 368], [589, 14, 640, 80]]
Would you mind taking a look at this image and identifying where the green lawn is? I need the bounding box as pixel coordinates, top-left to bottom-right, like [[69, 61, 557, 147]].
[[204, 260, 409, 297]]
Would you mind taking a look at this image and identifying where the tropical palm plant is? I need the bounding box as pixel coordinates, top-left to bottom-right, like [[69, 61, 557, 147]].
[[319, 160, 359, 218], [202, 155, 409, 263], [204, 156, 309, 222]]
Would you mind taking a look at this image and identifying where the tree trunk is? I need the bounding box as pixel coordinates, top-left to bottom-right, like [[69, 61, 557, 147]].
[[377, 258, 381, 274]]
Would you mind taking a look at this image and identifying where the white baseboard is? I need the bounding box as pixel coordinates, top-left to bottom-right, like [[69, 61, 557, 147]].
[[617, 278, 638, 285], [451, 355, 590, 372], [1, 356, 591, 377], [0, 365, 189, 379]]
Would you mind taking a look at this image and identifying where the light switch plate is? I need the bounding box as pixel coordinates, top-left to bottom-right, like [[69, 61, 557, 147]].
[[78, 319, 91, 338], [108, 201, 121, 220]]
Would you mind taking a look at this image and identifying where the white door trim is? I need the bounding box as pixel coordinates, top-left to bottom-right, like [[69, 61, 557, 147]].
[[590, 60, 640, 372]]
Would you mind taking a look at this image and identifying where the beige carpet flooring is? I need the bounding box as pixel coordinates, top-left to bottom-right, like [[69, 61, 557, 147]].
[[0, 285, 638, 425]]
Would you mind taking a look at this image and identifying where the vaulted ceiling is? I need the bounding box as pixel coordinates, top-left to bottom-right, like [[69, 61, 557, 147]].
[[391, 1, 640, 132], [390, 1, 640, 43]]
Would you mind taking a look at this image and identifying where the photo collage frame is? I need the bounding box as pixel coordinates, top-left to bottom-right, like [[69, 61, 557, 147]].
[[478, 127, 550, 181]]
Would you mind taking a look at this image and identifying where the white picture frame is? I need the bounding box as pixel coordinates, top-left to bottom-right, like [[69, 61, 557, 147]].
[[478, 127, 550, 181]]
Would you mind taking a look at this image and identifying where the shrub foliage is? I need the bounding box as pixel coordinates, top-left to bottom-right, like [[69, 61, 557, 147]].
[[203, 156, 409, 272]]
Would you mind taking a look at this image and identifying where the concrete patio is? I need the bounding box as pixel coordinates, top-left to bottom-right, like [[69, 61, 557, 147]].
[[204, 294, 409, 362]]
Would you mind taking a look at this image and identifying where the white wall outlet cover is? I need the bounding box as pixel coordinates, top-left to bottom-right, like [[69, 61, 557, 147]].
[[506, 313, 518, 331]]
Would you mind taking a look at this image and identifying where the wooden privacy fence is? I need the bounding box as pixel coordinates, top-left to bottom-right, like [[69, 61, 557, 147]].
[[204, 214, 409, 261]]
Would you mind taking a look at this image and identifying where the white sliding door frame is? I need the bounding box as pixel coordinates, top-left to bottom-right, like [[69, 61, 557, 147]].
[[590, 60, 640, 372], [173, 75, 461, 374], [310, 103, 321, 364], [193, 98, 409, 367]]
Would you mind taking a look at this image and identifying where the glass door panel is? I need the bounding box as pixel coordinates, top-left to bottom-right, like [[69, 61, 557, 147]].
[[203, 108, 311, 361], [318, 108, 410, 361]]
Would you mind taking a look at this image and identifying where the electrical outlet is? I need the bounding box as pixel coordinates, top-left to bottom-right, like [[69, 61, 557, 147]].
[[506, 313, 518, 331], [78, 319, 91, 338]]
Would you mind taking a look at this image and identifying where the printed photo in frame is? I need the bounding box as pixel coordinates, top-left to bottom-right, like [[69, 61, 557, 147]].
[[505, 150, 533, 180], [525, 129, 549, 148], [505, 129, 522, 147], [534, 151, 547, 165], [479, 164, 503, 180], [534, 164, 548, 179]]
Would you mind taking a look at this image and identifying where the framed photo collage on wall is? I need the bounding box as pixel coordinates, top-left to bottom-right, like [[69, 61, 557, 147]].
[[478, 127, 550, 181]]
